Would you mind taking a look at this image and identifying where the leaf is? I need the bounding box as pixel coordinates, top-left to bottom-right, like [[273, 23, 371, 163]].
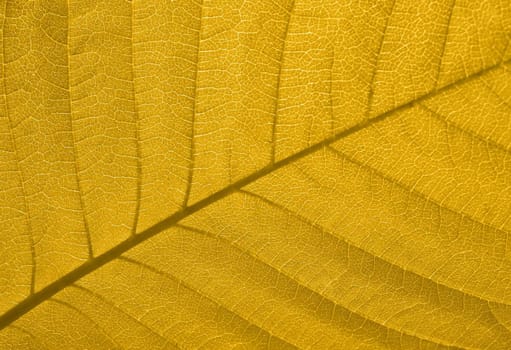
[[1, 0, 510, 348]]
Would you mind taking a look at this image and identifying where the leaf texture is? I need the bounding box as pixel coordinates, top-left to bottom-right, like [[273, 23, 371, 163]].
[[0, 0, 511, 349]]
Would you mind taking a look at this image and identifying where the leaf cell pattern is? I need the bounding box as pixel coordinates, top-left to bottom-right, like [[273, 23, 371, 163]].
[[1, 0, 511, 349]]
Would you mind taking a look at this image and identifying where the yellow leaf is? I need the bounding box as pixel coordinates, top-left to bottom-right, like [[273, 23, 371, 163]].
[[1, 0, 511, 348]]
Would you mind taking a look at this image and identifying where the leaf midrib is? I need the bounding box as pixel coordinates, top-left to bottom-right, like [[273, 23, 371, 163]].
[[0, 58, 509, 331]]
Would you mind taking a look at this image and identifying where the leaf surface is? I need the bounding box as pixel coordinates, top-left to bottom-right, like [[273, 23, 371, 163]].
[[1, 0, 511, 349]]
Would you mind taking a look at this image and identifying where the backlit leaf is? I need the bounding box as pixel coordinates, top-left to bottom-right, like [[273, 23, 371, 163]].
[[1, 0, 511, 348]]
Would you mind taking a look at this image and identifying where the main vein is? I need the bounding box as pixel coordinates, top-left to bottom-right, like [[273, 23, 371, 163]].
[[0, 57, 509, 330]]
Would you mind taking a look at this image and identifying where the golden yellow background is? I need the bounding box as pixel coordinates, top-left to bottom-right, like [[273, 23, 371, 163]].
[[1, 0, 511, 348]]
